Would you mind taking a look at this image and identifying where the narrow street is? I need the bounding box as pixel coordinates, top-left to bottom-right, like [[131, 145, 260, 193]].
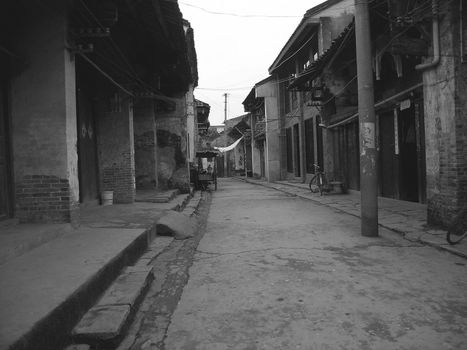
[[156, 178, 467, 350]]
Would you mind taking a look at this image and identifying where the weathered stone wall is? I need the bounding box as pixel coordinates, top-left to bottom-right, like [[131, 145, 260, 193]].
[[156, 98, 189, 192], [11, 7, 79, 223], [423, 6, 467, 226], [134, 100, 157, 189], [96, 94, 135, 203]]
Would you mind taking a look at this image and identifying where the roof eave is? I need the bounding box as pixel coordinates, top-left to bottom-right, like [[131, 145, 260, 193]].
[[268, 18, 319, 74]]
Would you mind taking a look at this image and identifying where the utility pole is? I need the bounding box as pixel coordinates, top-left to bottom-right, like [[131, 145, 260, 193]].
[[223, 93, 229, 122], [223, 93, 229, 177], [355, 0, 378, 237]]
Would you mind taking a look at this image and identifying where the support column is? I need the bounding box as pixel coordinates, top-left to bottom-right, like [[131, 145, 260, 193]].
[[134, 100, 158, 189], [423, 3, 467, 225], [155, 98, 190, 192], [12, 8, 79, 223], [97, 92, 135, 203]]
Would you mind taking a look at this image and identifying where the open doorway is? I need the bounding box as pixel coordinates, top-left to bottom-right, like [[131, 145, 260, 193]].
[[76, 58, 100, 205]]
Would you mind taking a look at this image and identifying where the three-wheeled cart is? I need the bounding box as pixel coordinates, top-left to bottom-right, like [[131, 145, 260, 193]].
[[192, 150, 219, 190]]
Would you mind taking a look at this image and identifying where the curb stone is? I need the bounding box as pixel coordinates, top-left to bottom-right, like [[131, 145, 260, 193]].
[[66, 190, 203, 349]]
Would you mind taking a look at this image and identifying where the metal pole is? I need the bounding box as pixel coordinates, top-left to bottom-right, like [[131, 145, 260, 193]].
[[223, 93, 228, 122], [355, 0, 378, 237], [223, 93, 228, 177]]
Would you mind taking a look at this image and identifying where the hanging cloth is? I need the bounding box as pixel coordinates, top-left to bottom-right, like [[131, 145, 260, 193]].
[[214, 136, 244, 153]]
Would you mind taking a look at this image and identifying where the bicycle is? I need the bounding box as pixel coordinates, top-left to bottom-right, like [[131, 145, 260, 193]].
[[309, 164, 327, 196], [446, 207, 467, 245]]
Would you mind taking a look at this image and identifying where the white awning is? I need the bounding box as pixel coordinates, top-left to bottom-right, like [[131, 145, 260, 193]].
[[213, 136, 243, 153]]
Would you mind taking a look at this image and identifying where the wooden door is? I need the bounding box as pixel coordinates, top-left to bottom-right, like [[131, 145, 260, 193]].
[[293, 124, 301, 177], [398, 107, 419, 202], [379, 111, 398, 198]]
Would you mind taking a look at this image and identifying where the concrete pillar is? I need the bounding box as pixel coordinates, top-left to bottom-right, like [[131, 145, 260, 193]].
[[134, 100, 158, 189], [97, 92, 135, 203], [11, 8, 79, 223]]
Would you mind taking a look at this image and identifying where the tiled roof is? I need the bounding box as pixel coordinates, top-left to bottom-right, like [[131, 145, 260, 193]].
[[288, 21, 355, 90]]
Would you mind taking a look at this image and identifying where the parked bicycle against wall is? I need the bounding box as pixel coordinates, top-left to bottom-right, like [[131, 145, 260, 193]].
[[309, 164, 327, 196], [446, 207, 467, 245]]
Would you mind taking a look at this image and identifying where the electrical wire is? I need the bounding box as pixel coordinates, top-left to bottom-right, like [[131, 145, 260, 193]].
[[179, 2, 301, 18], [77, 0, 165, 95]]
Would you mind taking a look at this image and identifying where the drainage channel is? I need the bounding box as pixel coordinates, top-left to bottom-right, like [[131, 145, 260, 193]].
[[112, 192, 211, 350]]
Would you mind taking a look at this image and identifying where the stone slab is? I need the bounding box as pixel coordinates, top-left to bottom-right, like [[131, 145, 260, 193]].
[[0, 227, 148, 350], [97, 269, 152, 307], [124, 265, 154, 274], [72, 305, 130, 341], [63, 345, 90, 350], [148, 235, 174, 253], [156, 210, 198, 240], [135, 189, 180, 203], [183, 207, 197, 217]]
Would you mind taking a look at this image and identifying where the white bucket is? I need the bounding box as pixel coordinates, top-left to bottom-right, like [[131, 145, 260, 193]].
[[101, 191, 114, 206]]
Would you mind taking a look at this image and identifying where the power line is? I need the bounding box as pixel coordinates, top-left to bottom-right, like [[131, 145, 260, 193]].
[[197, 86, 252, 91], [179, 2, 302, 18]]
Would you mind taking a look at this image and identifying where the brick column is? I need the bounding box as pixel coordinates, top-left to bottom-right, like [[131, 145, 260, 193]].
[[97, 93, 135, 203], [134, 99, 158, 189], [11, 9, 79, 223], [423, 8, 467, 226]]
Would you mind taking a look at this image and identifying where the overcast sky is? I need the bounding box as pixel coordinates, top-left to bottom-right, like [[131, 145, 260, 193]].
[[179, 0, 326, 126]]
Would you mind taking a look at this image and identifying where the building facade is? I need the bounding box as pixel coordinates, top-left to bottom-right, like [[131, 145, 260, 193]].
[[252, 0, 466, 227], [0, 0, 197, 223]]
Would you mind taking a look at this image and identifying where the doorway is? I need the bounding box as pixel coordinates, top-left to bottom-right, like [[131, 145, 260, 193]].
[[379, 110, 398, 198], [293, 124, 301, 177], [398, 106, 419, 202], [76, 60, 99, 204]]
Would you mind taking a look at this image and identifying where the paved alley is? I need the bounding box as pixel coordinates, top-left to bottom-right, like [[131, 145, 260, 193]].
[[164, 178, 467, 350]]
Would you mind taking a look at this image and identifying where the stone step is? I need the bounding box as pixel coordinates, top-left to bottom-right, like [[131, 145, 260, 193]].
[[67, 193, 200, 349], [135, 189, 180, 203], [72, 265, 153, 346], [169, 193, 192, 212], [64, 345, 90, 350], [182, 191, 202, 217]]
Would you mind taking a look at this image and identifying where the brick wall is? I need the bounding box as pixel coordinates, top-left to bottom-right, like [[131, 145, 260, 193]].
[[134, 100, 157, 189], [97, 94, 135, 204], [423, 5, 467, 226], [10, 7, 79, 223], [155, 97, 189, 191], [15, 175, 79, 223]]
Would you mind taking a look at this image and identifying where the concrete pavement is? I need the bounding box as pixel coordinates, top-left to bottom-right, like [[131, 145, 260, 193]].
[[165, 178, 467, 349], [0, 189, 200, 350], [242, 177, 467, 259]]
